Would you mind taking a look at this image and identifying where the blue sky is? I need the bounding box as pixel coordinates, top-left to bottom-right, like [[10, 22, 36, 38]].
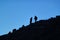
[[0, 0, 60, 35]]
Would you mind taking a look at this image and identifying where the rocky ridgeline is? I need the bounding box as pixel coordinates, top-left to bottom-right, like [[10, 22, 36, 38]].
[[0, 15, 60, 40]]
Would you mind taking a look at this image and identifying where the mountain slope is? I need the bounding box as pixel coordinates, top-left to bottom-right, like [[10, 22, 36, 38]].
[[0, 16, 60, 40]]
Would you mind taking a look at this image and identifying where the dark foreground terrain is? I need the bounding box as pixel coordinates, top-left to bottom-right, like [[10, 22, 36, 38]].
[[0, 16, 60, 40]]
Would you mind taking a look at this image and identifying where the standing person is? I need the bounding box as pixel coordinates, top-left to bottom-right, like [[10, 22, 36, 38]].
[[34, 16, 38, 22], [30, 17, 32, 24]]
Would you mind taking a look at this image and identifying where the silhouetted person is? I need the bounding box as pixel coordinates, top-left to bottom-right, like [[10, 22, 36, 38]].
[[34, 16, 38, 22], [30, 17, 32, 24]]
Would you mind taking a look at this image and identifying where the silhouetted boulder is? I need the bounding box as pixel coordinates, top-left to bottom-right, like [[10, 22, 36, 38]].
[[8, 31, 11, 34], [12, 29, 16, 33]]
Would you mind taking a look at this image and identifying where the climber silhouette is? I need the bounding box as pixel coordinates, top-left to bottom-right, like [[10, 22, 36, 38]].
[[30, 17, 32, 24], [34, 16, 38, 22]]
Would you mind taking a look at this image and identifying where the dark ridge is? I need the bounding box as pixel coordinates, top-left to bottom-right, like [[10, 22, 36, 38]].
[[0, 15, 60, 40]]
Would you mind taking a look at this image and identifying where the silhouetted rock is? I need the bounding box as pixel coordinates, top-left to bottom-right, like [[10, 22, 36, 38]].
[[8, 31, 11, 34], [0, 15, 60, 40], [12, 29, 16, 33]]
